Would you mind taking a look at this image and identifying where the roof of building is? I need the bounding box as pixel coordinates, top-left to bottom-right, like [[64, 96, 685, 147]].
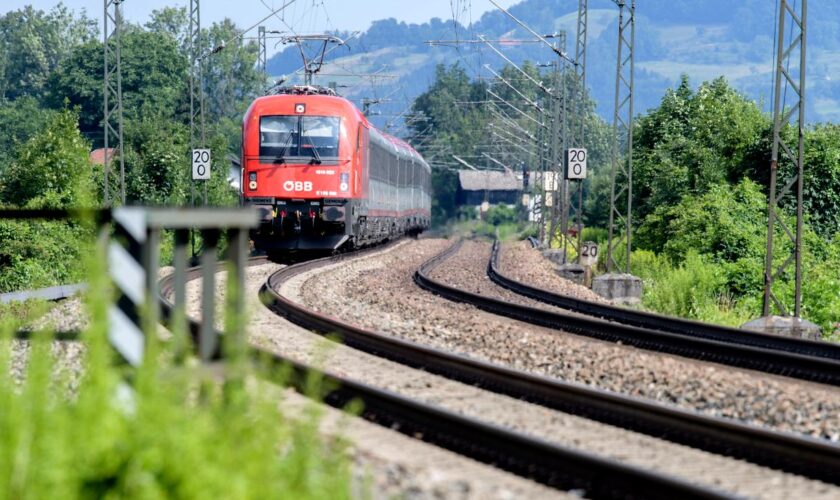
[[89, 148, 115, 165], [458, 169, 523, 191]]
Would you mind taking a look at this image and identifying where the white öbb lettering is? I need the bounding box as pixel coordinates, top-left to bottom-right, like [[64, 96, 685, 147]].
[[283, 181, 313, 192]]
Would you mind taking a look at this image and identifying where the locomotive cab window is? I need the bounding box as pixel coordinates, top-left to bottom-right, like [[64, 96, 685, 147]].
[[260, 116, 298, 158], [301, 116, 340, 161], [259, 115, 340, 162]]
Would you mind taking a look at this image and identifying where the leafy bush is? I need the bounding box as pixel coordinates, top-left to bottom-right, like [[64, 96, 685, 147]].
[[0, 107, 93, 208], [485, 204, 519, 226], [0, 252, 353, 498]]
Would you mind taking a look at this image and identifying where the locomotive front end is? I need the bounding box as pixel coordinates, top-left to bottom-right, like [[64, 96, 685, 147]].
[[241, 92, 361, 252]]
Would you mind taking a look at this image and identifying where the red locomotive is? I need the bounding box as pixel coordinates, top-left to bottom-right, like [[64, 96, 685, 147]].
[[241, 86, 431, 253]]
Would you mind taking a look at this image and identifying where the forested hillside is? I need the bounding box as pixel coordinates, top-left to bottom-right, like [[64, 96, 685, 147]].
[[268, 0, 840, 125]]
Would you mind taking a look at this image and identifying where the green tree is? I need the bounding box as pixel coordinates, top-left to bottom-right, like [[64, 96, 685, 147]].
[[637, 179, 769, 297], [795, 124, 840, 238], [409, 64, 491, 223], [145, 6, 190, 54], [1, 107, 93, 208], [0, 4, 96, 101], [0, 107, 95, 292], [0, 97, 56, 176], [47, 29, 188, 134], [632, 76, 769, 224], [202, 19, 262, 124]]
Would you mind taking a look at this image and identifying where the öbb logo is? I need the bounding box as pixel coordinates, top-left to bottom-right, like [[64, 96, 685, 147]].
[[283, 181, 313, 192]]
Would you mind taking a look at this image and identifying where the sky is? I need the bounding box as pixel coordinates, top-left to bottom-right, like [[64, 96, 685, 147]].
[[4, 1, 519, 44]]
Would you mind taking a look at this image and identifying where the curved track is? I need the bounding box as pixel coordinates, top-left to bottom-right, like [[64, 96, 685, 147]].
[[263, 242, 840, 488], [418, 240, 840, 385], [158, 249, 721, 499], [493, 240, 840, 360]]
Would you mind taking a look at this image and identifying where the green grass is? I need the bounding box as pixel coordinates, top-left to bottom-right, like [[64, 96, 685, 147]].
[[633, 250, 754, 327], [0, 244, 354, 498]]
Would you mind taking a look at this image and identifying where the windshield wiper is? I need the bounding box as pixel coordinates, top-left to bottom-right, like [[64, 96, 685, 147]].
[[302, 134, 322, 165], [273, 132, 296, 164]]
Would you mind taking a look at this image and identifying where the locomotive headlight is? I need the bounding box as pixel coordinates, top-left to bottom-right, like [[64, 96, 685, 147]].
[[248, 171, 257, 190], [339, 173, 349, 192]]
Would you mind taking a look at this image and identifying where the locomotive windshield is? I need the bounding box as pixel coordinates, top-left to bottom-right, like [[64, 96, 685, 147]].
[[260, 115, 340, 162]]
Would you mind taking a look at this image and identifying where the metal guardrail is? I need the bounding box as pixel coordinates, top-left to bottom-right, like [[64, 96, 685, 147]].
[[490, 240, 840, 361], [262, 241, 840, 488], [0, 283, 87, 304], [0, 208, 259, 367]]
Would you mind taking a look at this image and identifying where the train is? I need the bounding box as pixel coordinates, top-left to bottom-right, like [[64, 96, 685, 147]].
[[240, 85, 432, 254]]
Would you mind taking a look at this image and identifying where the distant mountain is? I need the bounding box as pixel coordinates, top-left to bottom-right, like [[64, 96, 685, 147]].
[[267, 0, 840, 132]]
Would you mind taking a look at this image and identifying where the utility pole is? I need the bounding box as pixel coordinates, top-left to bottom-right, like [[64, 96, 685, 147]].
[[547, 32, 567, 250], [189, 0, 207, 206], [258, 26, 267, 77], [103, 0, 126, 206], [746, 0, 819, 339], [606, 0, 635, 274], [568, 0, 588, 264], [591, 0, 642, 303]]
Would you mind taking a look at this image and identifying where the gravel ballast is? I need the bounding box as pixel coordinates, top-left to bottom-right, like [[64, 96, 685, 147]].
[[499, 240, 608, 303], [180, 259, 565, 499], [247, 242, 840, 498], [300, 238, 840, 442]]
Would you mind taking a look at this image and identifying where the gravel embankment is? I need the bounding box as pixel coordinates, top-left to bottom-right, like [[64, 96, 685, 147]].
[[180, 260, 567, 499], [300, 238, 840, 442], [256, 243, 840, 498], [5, 297, 88, 389], [500, 240, 608, 303]]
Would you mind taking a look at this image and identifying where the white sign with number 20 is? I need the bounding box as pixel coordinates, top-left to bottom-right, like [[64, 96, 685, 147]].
[[192, 148, 211, 180], [565, 148, 587, 180]]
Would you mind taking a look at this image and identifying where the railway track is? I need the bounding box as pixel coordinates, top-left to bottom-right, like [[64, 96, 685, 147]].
[[417, 239, 840, 386], [262, 242, 840, 489], [494, 240, 840, 361], [160, 249, 723, 499]]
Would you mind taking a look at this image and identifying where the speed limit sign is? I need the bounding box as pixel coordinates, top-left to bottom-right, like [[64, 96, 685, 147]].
[[579, 241, 599, 267], [192, 148, 211, 180], [565, 148, 587, 180]]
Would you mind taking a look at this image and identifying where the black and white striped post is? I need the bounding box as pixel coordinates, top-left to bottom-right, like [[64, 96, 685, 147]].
[[108, 208, 259, 366]]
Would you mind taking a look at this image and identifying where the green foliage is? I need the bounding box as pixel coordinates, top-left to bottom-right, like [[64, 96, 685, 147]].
[[637, 179, 768, 297], [795, 124, 840, 238], [484, 204, 519, 226], [145, 7, 190, 53], [0, 220, 92, 293], [634, 250, 754, 327], [0, 108, 96, 293], [47, 30, 188, 133], [0, 250, 353, 497], [409, 64, 490, 224], [0, 97, 56, 175], [202, 19, 263, 123], [1, 107, 93, 208], [633, 76, 769, 224], [0, 4, 96, 101]]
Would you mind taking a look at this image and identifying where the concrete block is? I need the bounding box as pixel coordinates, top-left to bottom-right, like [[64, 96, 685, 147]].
[[742, 316, 822, 341], [592, 273, 643, 305], [541, 249, 566, 265], [557, 263, 585, 285]]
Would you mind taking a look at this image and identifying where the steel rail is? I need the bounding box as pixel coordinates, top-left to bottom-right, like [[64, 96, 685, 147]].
[[158, 252, 726, 499], [419, 240, 840, 385], [262, 243, 840, 487], [490, 240, 840, 361]]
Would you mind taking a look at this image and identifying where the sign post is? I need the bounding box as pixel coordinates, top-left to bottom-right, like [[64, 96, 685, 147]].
[[580, 240, 598, 287], [192, 148, 211, 181], [565, 148, 587, 180]]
